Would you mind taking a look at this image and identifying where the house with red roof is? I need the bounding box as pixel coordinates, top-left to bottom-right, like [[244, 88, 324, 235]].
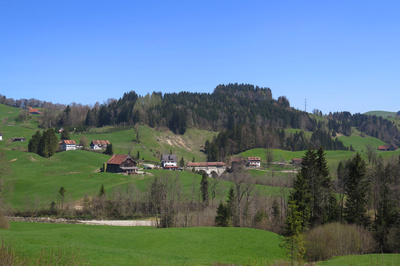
[[247, 157, 261, 167], [61, 140, 76, 151], [27, 106, 43, 115], [90, 140, 110, 150], [106, 154, 138, 173]]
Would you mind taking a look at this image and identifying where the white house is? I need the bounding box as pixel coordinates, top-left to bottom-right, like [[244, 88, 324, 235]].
[[62, 140, 76, 151], [161, 154, 178, 170], [247, 157, 261, 167], [90, 140, 110, 150], [0, 133, 2, 141]]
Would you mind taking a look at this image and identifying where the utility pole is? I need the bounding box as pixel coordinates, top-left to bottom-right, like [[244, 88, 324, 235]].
[[304, 99, 307, 112]]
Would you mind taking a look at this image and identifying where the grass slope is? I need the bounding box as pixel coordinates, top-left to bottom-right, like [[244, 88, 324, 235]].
[[2, 222, 286, 265], [364, 110, 396, 118], [319, 253, 400, 265]]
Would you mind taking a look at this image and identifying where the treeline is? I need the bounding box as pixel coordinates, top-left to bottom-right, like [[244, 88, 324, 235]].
[[328, 111, 400, 145], [205, 126, 349, 162], [281, 149, 400, 262]]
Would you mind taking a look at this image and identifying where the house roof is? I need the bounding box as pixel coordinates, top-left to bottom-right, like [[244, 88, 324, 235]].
[[107, 154, 133, 165], [27, 106, 43, 114], [91, 140, 110, 145], [161, 154, 177, 162], [187, 162, 226, 167], [62, 140, 76, 145], [378, 145, 388, 150], [248, 157, 261, 161]]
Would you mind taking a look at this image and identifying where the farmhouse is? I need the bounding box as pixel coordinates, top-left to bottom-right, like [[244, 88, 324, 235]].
[[11, 137, 26, 142], [291, 158, 303, 165], [27, 106, 42, 115], [247, 157, 261, 167], [61, 140, 76, 151], [378, 145, 398, 151], [90, 140, 110, 150], [106, 154, 138, 173], [161, 154, 178, 170], [187, 162, 226, 177]]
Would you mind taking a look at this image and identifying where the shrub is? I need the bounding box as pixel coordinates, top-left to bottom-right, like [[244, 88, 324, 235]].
[[306, 222, 375, 261]]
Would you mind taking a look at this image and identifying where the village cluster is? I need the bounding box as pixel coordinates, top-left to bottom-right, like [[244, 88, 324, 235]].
[[104, 152, 262, 178]]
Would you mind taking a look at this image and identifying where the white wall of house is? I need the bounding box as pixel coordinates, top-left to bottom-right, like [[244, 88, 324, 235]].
[[63, 144, 76, 151]]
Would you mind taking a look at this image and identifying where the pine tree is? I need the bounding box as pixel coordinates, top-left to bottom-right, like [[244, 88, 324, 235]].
[[104, 143, 113, 155], [288, 172, 311, 229], [215, 202, 231, 227], [200, 172, 209, 205], [281, 201, 308, 266], [99, 184, 105, 197], [344, 152, 370, 226], [60, 129, 70, 140], [28, 131, 41, 153], [38, 129, 58, 158]]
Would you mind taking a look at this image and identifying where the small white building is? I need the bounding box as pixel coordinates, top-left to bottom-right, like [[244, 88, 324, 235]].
[[161, 154, 178, 170], [62, 140, 76, 151], [247, 157, 261, 167], [90, 140, 110, 150], [0, 133, 2, 141]]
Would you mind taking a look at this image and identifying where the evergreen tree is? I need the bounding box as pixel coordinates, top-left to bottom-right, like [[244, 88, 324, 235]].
[[38, 129, 58, 158], [104, 143, 113, 155], [344, 152, 370, 227], [215, 202, 231, 227], [99, 184, 105, 197], [200, 173, 209, 205], [288, 172, 311, 229], [28, 131, 41, 153], [60, 129, 70, 140], [281, 201, 308, 265]]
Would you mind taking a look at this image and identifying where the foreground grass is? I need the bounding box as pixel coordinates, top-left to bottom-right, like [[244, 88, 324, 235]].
[[1, 222, 286, 265]]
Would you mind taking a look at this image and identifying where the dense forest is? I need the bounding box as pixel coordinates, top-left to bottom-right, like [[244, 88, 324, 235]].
[[2, 83, 400, 158]]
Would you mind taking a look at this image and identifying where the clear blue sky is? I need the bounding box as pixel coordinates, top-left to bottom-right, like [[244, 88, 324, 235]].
[[1, 1, 399, 114]]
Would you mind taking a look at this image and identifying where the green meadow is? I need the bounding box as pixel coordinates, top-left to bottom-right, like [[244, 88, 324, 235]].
[[1, 222, 287, 265]]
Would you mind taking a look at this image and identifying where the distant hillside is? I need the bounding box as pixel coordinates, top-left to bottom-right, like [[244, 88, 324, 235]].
[[364, 110, 397, 118]]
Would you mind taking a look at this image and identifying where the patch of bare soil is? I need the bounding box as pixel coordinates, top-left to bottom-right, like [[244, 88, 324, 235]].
[[161, 135, 192, 151], [8, 159, 17, 162]]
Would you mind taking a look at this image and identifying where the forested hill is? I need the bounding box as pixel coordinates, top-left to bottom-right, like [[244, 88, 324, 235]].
[[2, 83, 400, 155], [86, 83, 314, 134]]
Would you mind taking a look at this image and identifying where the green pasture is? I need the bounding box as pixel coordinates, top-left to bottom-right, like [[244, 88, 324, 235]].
[[320, 253, 400, 265], [3, 146, 285, 210], [364, 110, 396, 118], [1, 222, 286, 265]]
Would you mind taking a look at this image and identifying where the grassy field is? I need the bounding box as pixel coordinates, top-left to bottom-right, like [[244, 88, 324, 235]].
[[320, 253, 400, 265], [4, 147, 284, 210], [1, 222, 287, 265]]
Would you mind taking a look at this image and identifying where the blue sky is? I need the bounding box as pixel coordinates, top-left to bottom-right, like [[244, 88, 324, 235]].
[[1, 1, 399, 114]]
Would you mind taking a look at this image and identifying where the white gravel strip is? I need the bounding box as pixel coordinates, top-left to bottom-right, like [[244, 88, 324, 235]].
[[78, 220, 156, 226]]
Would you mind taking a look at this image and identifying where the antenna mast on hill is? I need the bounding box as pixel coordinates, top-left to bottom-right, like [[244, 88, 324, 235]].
[[304, 99, 307, 112]]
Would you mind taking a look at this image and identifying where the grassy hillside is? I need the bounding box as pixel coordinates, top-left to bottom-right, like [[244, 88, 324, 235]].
[[2, 222, 287, 265], [364, 110, 396, 118], [66, 125, 217, 163]]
